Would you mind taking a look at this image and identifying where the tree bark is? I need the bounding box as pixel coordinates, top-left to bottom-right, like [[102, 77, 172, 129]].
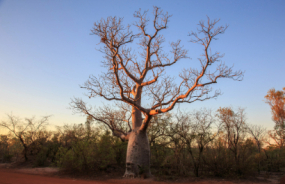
[[123, 97, 151, 178], [123, 129, 151, 178]]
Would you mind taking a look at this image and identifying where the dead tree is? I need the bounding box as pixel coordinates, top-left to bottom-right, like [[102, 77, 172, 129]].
[[71, 7, 243, 178]]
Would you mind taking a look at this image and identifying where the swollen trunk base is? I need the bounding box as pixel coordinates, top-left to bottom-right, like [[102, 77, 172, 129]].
[[123, 130, 151, 178]]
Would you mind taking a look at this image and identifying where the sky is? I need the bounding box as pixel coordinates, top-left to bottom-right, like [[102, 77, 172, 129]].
[[0, 0, 285, 133]]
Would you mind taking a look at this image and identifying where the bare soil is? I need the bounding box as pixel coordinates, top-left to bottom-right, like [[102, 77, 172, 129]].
[[0, 164, 283, 184]]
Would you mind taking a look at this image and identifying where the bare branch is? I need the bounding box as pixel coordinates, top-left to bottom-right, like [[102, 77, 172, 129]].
[[77, 8, 243, 133]]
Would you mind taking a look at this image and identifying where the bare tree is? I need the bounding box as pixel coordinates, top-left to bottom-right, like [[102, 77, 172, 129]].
[[190, 109, 218, 177], [147, 113, 170, 146], [71, 7, 243, 177], [164, 111, 191, 175], [174, 109, 217, 177], [247, 124, 266, 173], [216, 107, 247, 174], [247, 124, 266, 153], [0, 114, 50, 161]]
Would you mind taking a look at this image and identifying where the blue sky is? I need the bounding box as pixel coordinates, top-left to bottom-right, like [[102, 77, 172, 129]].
[[0, 0, 284, 132]]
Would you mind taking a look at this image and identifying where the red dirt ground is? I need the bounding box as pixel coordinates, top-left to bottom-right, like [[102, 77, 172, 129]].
[[0, 164, 283, 184]]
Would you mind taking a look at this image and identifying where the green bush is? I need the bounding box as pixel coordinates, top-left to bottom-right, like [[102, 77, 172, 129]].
[[56, 141, 95, 171], [55, 129, 125, 172]]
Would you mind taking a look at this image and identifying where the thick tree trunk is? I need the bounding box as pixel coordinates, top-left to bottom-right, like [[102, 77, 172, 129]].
[[123, 129, 151, 178], [123, 86, 151, 178]]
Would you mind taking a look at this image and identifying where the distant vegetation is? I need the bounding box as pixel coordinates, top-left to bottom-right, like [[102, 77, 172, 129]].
[[1, 94, 284, 178]]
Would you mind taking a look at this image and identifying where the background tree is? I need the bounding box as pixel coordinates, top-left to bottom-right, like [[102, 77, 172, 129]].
[[164, 111, 190, 175], [170, 109, 218, 177], [247, 124, 266, 173], [85, 115, 94, 140], [247, 124, 266, 154], [216, 107, 247, 174], [265, 87, 285, 147], [147, 113, 169, 147], [189, 109, 217, 177], [71, 7, 243, 178], [0, 114, 50, 161]]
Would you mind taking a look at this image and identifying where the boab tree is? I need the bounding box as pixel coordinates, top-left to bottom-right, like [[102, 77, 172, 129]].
[[71, 7, 243, 178]]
